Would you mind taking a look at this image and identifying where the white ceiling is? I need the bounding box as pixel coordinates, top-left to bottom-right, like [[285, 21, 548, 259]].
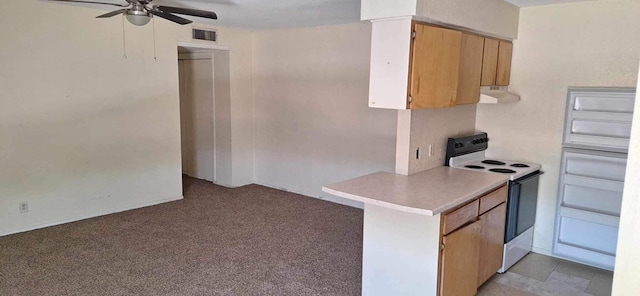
[[52, 0, 362, 30], [505, 0, 598, 7], [53, 0, 604, 29]]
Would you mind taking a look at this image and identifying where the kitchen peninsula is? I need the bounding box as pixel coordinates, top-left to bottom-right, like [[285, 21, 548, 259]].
[[323, 166, 509, 296]]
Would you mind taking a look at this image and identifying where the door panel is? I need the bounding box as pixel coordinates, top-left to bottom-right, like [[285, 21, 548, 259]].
[[410, 24, 461, 109], [565, 152, 627, 182], [481, 38, 499, 86], [456, 33, 484, 105], [478, 203, 507, 287], [440, 220, 481, 296], [505, 173, 541, 242], [563, 88, 635, 151], [563, 184, 623, 216], [515, 174, 540, 236], [495, 41, 512, 86], [553, 148, 628, 270], [558, 216, 618, 255]]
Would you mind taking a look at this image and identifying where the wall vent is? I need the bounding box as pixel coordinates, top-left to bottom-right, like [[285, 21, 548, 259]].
[[192, 28, 217, 42]]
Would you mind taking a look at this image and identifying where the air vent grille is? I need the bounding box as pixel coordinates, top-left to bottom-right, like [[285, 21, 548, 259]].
[[193, 29, 217, 42]]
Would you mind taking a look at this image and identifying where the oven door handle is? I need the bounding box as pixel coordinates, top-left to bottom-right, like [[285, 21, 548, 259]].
[[513, 171, 544, 184]]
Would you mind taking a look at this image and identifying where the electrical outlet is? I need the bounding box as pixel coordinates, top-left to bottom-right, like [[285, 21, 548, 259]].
[[19, 202, 28, 213]]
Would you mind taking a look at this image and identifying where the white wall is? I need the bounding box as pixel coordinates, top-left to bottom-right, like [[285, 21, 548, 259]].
[[212, 49, 234, 187], [252, 22, 397, 207], [475, 0, 640, 254], [0, 0, 253, 235], [395, 106, 478, 175], [361, 0, 519, 39], [416, 0, 520, 39], [407, 105, 477, 174], [361, 0, 417, 21], [226, 35, 254, 187], [612, 63, 640, 295]]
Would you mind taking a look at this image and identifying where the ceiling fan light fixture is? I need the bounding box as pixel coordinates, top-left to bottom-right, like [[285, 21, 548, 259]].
[[125, 10, 151, 26]]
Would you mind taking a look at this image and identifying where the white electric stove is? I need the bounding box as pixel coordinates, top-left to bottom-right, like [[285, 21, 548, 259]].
[[445, 132, 543, 274]]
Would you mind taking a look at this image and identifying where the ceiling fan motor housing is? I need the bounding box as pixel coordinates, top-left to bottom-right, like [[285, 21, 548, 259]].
[[48, 0, 218, 26]]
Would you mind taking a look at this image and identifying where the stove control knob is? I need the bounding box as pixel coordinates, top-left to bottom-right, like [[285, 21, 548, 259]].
[[472, 139, 479, 145]]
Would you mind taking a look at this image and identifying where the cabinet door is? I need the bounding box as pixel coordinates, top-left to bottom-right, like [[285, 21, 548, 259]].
[[480, 38, 499, 86], [496, 41, 513, 86], [456, 33, 484, 105], [409, 24, 462, 109], [477, 203, 507, 287], [440, 220, 481, 296]]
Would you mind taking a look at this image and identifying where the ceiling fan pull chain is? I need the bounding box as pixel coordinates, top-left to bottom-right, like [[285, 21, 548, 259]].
[[122, 14, 127, 59], [153, 17, 157, 61]]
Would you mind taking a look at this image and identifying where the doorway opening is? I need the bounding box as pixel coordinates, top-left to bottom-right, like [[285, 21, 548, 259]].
[[177, 44, 231, 186]]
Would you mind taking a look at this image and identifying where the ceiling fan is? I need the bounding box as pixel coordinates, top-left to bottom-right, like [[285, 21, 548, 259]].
[[49, 0, 218, 26]]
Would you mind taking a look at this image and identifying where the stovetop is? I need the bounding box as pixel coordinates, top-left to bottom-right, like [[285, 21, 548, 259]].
[[445, 132, 541, 181], [449, 152, 541, 181]]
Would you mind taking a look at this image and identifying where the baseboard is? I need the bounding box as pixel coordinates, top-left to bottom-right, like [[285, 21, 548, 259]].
[[213, 181, 249, 189], [254, 182, 364, 209], [0, 195, 184, 237], [531, 246, 553, 257]]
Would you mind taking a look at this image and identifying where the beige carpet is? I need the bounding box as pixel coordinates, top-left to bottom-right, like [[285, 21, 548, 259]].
[[0, 176, 363, 295]]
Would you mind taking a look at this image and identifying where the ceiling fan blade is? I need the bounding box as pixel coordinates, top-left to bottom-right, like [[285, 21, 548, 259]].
[[96, 9, 126, 18], [149, 10, 193, 25], [47, 0, 129, 7], [156, 6, 217, 20]]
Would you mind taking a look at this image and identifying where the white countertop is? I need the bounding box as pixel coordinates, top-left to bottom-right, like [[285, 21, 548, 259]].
[[322, 166, 509, 216]]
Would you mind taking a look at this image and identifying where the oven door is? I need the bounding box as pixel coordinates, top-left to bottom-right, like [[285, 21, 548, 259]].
[[505, 171, 543, 243]]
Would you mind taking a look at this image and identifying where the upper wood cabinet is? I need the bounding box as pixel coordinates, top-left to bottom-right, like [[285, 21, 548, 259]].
[[409, 23, 484, 108], [481, 39, 499, 86], [456, 34, 484, 105], [481, 39, 513, 86], [409, 24, 461, 108], [368, 19, 512, 110], [496, 41, 513, 86]]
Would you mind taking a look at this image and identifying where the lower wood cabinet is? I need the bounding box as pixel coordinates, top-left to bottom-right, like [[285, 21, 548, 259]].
[[439, 185, 507, 296], [440, 220, 481, 296], [477, 203, 507, 286]]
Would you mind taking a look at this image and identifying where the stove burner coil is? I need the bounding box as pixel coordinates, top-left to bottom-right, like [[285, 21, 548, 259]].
[[511, 163, 530, 168], [465, 165, 485, 169], [489, 168, 516, 174], [482, 160, 506, 166]]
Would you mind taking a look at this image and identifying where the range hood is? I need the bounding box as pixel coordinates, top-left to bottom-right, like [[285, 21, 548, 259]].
[[479, 86, 520, 104]]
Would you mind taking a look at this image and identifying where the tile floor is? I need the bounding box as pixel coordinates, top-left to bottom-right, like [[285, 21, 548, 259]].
[[478, 253, 613, 296]]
